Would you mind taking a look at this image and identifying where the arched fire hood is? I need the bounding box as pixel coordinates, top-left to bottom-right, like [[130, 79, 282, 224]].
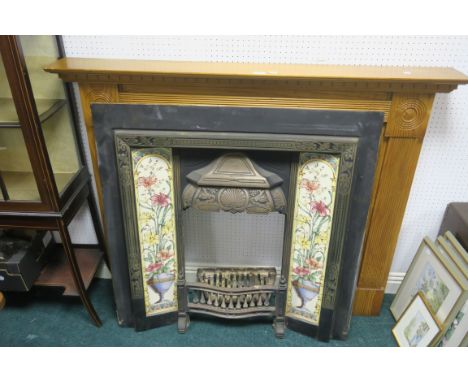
[[182, 152, 286, 214]]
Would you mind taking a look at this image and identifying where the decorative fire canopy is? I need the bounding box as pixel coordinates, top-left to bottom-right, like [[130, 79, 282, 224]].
[[182, 152, 286, 214]]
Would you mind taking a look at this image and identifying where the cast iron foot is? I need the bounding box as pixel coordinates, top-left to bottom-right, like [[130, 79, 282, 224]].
[[178, 313, 190, 334], [273, 317, 285, 339]]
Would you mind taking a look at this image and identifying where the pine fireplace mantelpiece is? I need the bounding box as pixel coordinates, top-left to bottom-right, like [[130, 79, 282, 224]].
[[44, 58, 468, 317]]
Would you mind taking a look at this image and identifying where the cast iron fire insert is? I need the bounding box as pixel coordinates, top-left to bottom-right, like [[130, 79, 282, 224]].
[[92, 104, 383, 341]]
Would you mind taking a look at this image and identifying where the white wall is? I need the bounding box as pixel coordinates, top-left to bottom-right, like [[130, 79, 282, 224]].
[[62, 36, 468, 289]]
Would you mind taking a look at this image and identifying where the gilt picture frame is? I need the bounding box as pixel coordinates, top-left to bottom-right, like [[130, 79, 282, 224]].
[[390, 237, 466, 326], [444, 231, 468, 263], [392, 292, 441, 347], [436, 235, 468, 279], [437, 299, 468, 347], [434, 234, 468, 346]]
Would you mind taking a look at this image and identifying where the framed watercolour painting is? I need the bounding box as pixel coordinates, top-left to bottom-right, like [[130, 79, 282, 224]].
[[392, 293, 441, 347], [437, 299, 468, 347], [435, 234, 468, 346], [390, 237, 467, 326]]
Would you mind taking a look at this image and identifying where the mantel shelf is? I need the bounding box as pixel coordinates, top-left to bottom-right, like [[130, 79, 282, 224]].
[[45, 58, 468, 93]]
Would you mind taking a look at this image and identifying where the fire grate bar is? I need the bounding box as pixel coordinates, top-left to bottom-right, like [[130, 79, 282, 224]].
[[188, 303, 275, 319], [186, 267, 277, 315]]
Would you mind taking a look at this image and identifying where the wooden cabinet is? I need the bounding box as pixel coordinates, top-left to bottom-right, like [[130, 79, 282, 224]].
[[0, 36, 106, 325]]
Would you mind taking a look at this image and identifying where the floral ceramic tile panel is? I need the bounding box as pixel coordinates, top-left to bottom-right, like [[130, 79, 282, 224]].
[[132, 148, 178, 317], [286, 152, 340, 326]]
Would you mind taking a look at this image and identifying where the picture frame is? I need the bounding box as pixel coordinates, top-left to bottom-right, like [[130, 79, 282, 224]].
[[390, 237, 467, 327], [436, 235, 468, 279], [435, 233, 468, 346], [392, 292, 442, 347], [437, 299, 468, 347], [444, 231, 468, 263]]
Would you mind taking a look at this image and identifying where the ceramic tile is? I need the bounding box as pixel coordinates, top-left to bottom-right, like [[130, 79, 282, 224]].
[[286, 153, 340, 325], [133, 149, 178, 316]]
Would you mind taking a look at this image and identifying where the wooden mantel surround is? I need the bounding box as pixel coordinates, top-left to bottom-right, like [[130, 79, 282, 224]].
[[45, 58, 468, 316]]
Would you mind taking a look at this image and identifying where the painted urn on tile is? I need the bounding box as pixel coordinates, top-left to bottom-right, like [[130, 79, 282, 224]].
[[292, 279, 320, 308], [147, 272, 175, 303]]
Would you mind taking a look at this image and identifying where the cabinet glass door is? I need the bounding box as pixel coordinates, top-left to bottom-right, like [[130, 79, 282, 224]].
[[19, 36, 82, 196], [0, 54, 41, 202]]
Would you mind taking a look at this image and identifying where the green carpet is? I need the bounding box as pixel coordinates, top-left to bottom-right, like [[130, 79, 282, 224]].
[[0, 280, 397, 346]]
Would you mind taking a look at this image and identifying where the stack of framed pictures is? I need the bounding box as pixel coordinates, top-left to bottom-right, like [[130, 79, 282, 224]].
[[391, 232, 468, 347]]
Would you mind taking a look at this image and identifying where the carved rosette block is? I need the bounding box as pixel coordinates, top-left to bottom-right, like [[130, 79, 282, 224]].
[[182, 153, 286, 214], [386, 93, 435, 138], [85, 84, 118, 104]]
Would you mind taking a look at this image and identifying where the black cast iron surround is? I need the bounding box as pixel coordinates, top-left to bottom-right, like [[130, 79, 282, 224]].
[[92, 104, 383, 340]]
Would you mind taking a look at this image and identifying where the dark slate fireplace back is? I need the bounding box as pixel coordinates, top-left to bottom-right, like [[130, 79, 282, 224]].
[[92, 104, 383, 341]]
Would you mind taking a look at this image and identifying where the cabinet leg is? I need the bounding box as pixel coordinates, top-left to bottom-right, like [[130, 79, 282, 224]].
[[87, 189, 111, 271], [57, 219, 102, 327], [0, 291, 5, 310]]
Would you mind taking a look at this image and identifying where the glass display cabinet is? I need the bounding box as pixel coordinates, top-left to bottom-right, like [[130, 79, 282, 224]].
[[0, 35, 106, 325]]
